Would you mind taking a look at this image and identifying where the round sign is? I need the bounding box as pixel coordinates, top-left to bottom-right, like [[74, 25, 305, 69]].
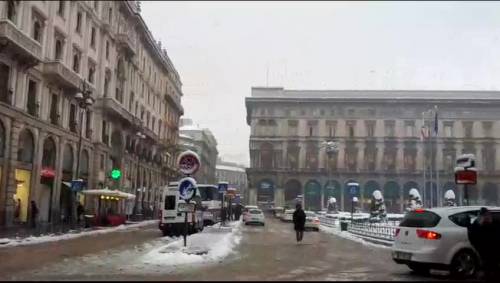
[[177, 150, 201, 175], [178, 177, 197, 201]]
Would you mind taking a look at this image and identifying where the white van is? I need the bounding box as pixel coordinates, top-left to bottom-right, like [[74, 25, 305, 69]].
[[158, 182, 204, 237]]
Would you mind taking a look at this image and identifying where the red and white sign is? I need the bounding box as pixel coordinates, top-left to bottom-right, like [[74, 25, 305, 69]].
[[177, 150, 201, 175], [455, 170, 477, 185], [41, 167, 56, 178]]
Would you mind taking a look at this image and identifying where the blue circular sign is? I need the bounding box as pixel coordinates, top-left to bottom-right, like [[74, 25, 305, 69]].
[[178, 177, 197, 201]]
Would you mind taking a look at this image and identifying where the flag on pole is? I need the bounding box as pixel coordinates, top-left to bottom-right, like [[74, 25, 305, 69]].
[[420, 126, 429, 141], [433, 109, 438, 136]]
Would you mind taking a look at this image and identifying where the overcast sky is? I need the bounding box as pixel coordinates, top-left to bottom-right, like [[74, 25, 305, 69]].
[[141, 1, 500, 167]]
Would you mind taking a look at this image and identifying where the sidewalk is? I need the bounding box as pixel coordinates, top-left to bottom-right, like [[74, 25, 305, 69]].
[[0, 218, 158, 246]]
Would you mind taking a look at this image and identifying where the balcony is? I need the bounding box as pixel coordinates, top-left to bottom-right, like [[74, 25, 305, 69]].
[[95, 97, 135, 125], [43, 61, 81, 91], [0, 20, 42, 68], [116, 33, 135, 56]]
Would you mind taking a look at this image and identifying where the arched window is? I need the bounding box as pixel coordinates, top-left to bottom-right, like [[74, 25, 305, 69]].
[[62, 144, 74, 174], [17, 129, 34, 163], [80, 149, 89, 177], [284, 179, 302, 204]]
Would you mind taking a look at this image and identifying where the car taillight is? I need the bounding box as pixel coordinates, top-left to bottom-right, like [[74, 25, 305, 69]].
[[416, 229, 441, 240], [395, 228, 400, 237], [414, 208, 425, 213]]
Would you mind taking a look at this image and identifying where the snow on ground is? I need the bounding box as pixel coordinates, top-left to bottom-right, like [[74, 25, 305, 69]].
[[0, 220, 158, 248], [140, 220, 242, 267], [319, 225, 392, 250]]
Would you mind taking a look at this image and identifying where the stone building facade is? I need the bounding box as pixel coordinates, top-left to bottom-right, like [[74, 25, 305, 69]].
[[0, 1, 183, 227], [215, 158, 248, 203], [246, 87, 500, 213], [179, 118, 218, 184]]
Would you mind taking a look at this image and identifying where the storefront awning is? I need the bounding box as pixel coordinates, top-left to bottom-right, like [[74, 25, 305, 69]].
[[81, 188, 136, 200]]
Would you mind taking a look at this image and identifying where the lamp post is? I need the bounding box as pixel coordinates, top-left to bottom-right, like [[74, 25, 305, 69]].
[[133, 131, 146, 219], [73, 79, 94, 227]]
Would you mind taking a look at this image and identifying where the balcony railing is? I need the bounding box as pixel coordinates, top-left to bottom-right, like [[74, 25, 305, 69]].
[[116, 32, 135, 56], [0, 20, 42, 67], [43, 61, 81, 91], [95, 97, 135, 125]]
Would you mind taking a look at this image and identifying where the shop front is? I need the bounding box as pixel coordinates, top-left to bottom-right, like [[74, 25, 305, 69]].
[[81, 188, 135, 226], [14, 169, 31, 223]]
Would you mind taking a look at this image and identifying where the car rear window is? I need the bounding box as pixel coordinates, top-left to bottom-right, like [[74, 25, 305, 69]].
[[250, 210, 262, 214], [164, 195, 176, 210], [400, 210, 441, 228]]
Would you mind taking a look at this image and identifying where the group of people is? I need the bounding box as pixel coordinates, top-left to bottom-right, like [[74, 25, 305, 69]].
[[221, 203, 243, 222]]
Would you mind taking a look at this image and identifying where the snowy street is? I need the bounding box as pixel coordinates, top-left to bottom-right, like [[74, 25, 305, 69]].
[[0, 216, 457, 281]]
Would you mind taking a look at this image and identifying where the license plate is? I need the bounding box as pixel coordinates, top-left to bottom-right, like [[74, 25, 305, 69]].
[[394, 251, 412, 260], [252, 218, 259, 221]]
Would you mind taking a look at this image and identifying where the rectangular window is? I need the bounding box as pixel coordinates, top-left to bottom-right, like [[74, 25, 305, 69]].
[[287, 120, 298, 136], [32, 18, 43, 43], [69, 103, 77, 133], [76, 11, 82, 33], [366, 121, 375, 137], [87, 61, 95, 83], [85, 111, 92, 139], [463, 121, 473, 138], [482, 121, 493, 138], [108, 7, 113, 23], [385, 120, 396, 137], [49, 93, 59, 125], [405, 121, 415, 137], [105, 41, 110, 59], [100, 154, 105, 170], [102, 120, 108, 143], [57, 1, 65, 17], [0, 63, 10, 104], [90, 27, 96, 48], [72, 48, 81, 73], [26, 80, 38, 116], [444, 122, 453, 138], [346, 121, 356, 137]]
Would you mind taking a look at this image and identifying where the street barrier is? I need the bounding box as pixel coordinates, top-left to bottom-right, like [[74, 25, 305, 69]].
[[348, 220, 398, 242]]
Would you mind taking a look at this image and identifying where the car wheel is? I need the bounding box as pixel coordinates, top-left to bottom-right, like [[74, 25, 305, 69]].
[[407, 263, 430, 275], [450, 250, 478, 278]]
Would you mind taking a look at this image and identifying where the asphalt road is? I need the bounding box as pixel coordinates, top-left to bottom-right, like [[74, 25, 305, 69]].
[[1, 216, 456, 281]]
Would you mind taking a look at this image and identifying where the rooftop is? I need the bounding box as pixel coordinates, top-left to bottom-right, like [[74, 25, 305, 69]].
[[250, 87, 500, 100]]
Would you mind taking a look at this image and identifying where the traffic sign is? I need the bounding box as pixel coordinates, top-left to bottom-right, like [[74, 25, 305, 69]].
[[347, 182, 359, 196], [218, 182, 228, 193], [177, 150, 201, 175], [71, 179, 85, 192], [110, 169, 122, 180], [178, 177, 197, 201]]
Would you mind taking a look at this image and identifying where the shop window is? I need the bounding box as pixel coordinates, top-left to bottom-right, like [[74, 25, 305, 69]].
[[15, 169, 31, 223], [26, 79, 38, 116]]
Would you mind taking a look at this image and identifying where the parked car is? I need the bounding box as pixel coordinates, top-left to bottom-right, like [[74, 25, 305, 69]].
[[273, 207, 284, 218], [242, 205, 258, 222], [281, 209, 294, 222], [244, 209, 265, 226], [305, 211, 320, 231], [392, 206, 500, 278]]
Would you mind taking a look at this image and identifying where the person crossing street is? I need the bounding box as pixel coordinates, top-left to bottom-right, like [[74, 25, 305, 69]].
[[293, 203, 306, 243]]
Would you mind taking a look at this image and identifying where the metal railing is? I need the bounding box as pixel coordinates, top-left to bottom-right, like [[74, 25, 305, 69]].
[[348, 220, 399, 242], [318, 215, 338, 228]]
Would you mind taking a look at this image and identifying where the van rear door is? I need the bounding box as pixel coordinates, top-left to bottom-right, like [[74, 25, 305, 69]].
[[163, 192, 177, 219]]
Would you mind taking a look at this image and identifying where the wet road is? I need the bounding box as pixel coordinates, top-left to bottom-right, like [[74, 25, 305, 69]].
[[1, 216, 454, 281]]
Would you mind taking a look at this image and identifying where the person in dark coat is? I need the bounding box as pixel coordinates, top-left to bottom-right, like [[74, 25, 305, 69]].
[[293, 203, 306, 242], [468, 207, 499, 279], [30, 200, 39, 228], [77, 202, 84, 224]]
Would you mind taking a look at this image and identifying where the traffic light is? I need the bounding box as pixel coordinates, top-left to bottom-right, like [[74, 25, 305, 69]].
[[110, 169, 122, 180]]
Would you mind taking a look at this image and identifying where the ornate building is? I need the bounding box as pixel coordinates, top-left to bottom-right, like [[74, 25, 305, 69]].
[[0, 1, 183, 227], [246, 87, 500, 213]]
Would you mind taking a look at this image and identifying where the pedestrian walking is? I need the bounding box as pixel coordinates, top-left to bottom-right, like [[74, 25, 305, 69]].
[[293, 203, 306, 242], [30, 200, 39, 229], [468, 207, 500, 279]]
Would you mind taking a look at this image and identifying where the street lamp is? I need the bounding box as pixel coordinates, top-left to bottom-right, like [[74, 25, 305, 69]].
[[73, 79, 94, 227]]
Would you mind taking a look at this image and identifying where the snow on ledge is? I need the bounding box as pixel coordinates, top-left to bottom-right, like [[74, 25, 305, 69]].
[[0, 220, 158, 248]]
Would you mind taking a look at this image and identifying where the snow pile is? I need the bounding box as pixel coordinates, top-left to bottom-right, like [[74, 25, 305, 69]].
[[372, 190, 383, 200], [0, 220, 158, 248], [140, 221, 242, 266], [445, 190, 456, 200]]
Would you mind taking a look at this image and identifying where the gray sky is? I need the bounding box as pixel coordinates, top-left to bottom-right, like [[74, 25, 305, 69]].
[[141, 1, 500, 166]]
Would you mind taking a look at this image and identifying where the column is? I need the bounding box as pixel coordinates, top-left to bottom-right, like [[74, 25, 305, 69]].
[[3, 118, 17, 227], [416, 142, 424, 171], [396, 142, 404, 172], [319, 145, 326, 170], [282, 140, 288, 169]]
